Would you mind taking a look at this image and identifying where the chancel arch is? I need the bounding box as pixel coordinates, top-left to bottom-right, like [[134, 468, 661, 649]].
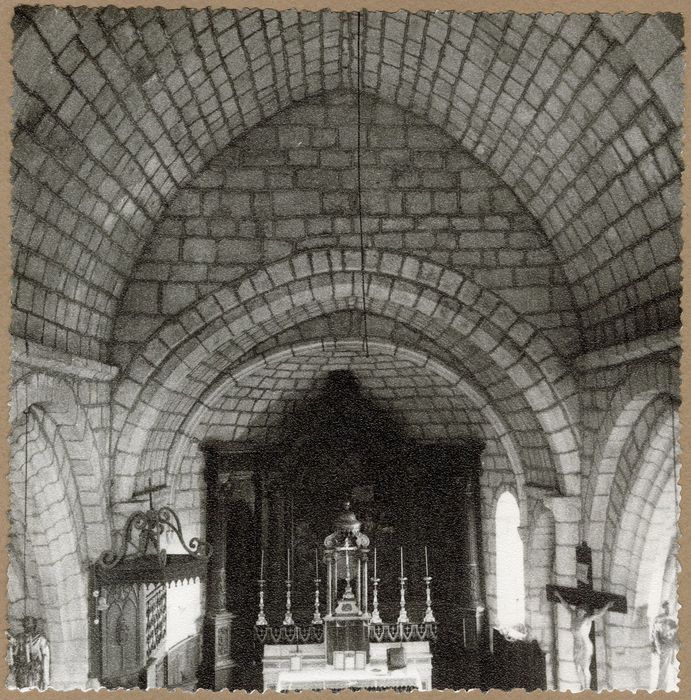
[[156, 336, 530, 518], [112, 249, 580, 512]]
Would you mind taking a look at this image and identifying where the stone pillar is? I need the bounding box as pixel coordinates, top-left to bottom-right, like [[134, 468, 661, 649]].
[[463, 477, 486, 646], [465, 480, 484, 609], [199, 450, 235, 690], [543, 495, 581, 692]]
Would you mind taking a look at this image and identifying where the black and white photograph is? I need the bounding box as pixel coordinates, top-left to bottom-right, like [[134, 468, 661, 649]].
[[5, 4, 685, 693]]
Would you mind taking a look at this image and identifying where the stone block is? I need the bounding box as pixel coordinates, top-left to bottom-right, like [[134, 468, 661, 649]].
[[123, 282, 158, 314], [217, 238, 261, 263], [225, 168, 265, 190], [168, 190, 200, 216], [323, 192, 353, 214], [288, 149, 319, 166], [161, 283, 197, 315], [297, 169, 341, 190], [273, 191, 320, 216], [433, 191, 458, 213], [312, 127, 337, 148], [405, 191, 432, 215], [369, 126, 406, 148], [278, 125, 309, 148], [219, 192, 251, 217], [408, 127, 448, 150], [274, 218, 306, 239], [183, 238, 215, 263], [170, 263, 207, 282]]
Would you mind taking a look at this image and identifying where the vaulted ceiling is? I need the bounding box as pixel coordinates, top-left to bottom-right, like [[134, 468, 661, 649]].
[[11, 8, 683, 362]]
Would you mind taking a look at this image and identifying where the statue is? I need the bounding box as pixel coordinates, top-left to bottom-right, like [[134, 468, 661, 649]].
[[651, 601, 678, 690], [554, 591, 613, 690], [7, 617, 50, 690]]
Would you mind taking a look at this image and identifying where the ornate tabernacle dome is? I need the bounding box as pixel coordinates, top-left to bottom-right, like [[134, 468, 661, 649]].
[[326, 501, 371, 550]]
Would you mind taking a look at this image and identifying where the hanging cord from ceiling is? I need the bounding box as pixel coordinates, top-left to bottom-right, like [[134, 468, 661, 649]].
[[356, 10, 369, 357]]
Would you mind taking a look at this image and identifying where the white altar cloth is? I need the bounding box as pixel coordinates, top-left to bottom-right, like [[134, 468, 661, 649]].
[[275, 663, 423, 691]]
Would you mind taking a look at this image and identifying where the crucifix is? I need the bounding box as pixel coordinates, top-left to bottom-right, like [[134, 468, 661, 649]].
[[546, 542, 627, 690]]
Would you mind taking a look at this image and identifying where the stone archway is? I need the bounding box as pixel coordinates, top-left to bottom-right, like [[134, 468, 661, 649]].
[[602, 410, 677, 689], [9, 407, 90, 689], [584, 359, 679, 584], [112, 249, 581, 515]]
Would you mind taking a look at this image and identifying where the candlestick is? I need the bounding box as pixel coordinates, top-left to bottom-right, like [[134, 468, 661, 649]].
[[370, 575, 383, 624], [423, 575, 436, 624], [312, 576, 322, 625], [256, 578, 268, 626], [425, 546, 429, 578], [397, 573, 409, 624], [283, 578, 294, 626]]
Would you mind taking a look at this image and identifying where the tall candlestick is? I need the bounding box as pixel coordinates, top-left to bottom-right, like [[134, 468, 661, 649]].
[[425, 546, 429, 578], [423, 576, 436, 624], [283, 579, 294, 626], [312, 569, 322, 625], [397, 573, 409, 624], [370, 575, 383, 624], [256, 578, 268, 626]]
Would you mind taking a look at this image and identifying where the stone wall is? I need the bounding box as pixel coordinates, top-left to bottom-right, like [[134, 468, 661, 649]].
[[114, 91, 577, 368], [8, 347, 114, 688], [11, 9, 683, 364]]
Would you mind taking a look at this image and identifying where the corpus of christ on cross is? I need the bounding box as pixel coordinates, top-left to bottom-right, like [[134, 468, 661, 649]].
[[546, 542, 627, 691]]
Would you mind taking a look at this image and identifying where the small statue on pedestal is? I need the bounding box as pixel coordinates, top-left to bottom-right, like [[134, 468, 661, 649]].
[[651, 601, 678, 690], [7, 617, 50, 690]]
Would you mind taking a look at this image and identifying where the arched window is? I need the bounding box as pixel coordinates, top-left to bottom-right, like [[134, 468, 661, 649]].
[[495, 491, 525, 629]]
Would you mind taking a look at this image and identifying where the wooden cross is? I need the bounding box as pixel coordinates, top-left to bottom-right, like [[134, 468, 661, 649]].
[[546, 542, 627, 690], [132, 476, 167, 510]]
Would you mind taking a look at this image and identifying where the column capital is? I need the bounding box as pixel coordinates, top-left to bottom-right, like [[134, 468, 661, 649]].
[[526, 488, 580, 524]]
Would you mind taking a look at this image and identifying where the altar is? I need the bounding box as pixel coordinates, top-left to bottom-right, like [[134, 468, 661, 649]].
[[255, 503, 436, 691]]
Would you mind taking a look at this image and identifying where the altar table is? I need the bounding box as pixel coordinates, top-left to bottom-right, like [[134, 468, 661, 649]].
[[275, 664, 423, 691], [263, 641, 433, 691]]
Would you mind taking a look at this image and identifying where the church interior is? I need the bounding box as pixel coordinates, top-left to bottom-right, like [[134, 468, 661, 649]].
[[7, 7, 682, 692]]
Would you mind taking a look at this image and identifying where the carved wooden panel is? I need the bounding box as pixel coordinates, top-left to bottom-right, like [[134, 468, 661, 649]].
[[101, 585, 144, 688]]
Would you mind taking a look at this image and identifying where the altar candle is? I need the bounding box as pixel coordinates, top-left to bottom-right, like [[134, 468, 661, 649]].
[[260, 549, 264, 579], [315, 549, 319, 578], [400, 546, 404, 578], [374, 547, 377, 578], [287, 548, 290, 580], [425, 546, 429, 577]]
